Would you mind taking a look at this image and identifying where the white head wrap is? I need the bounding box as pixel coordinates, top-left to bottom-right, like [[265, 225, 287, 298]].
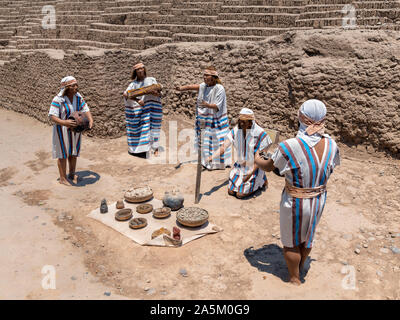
[[296, 99, 327, 147], [239, 107, 255, 121], [57, 76, 77, 97]]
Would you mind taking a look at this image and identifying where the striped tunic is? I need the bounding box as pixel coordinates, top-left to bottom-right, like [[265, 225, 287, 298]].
[[196, 83, 231, 170], [48, 93, 89, 159], [271, 136, 340, 248], [124, 77, 162, 154], [227, 123, 272, 194]]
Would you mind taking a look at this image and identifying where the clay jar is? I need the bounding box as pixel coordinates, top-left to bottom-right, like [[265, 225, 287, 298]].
[[162, 190, 184, 211], [100, 199, 108, 214]]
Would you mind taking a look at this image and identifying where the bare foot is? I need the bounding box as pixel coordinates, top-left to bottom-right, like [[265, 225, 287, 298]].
[[289, 277, 301, 286], [154, 149, 159, 157], [228, 189, 236, 197], [68, 173, 79, 184], [59, 178, 72, 186]]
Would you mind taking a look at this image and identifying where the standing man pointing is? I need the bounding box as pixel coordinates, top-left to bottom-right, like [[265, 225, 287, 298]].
[[176, 66, 231, 170]]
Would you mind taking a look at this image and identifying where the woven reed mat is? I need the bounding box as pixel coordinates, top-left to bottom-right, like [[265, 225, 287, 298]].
[[87, 198, 222, 247]]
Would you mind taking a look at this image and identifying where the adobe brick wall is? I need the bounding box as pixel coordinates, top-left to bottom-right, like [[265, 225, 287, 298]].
[[1, 0, 400, 54], [0, 29, 399, 157]]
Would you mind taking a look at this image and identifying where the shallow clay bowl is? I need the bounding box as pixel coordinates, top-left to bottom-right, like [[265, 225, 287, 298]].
[[153, 207, 171, 219], [129, 218, 147, 229], [115, 208, 133, 221], [136, 203, 153, 214]]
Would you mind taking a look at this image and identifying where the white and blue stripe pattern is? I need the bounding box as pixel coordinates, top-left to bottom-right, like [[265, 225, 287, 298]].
[[48, 92, 89, 159], [196, 83, 231, 169], [124, 77, 162, 154], [227, 122, 272, 194], [271, 136, 340, 248]]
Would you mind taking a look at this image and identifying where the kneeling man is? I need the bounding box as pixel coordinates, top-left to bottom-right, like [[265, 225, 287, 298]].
[[207, 108, 272, 198]]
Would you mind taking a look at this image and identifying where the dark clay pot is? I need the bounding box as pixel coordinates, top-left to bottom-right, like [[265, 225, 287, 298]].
[[162, 191, 184, 211], [100, 199, 108, 214]]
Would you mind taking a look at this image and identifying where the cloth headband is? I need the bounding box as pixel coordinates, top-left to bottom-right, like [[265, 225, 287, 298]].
[[238, 114, 255, 121], [133, 63, 145, 70], [61, 79, 77, 88], [58, 76, 77, 97], [298, 111, 325, 136], [204, 69, 219, 77]]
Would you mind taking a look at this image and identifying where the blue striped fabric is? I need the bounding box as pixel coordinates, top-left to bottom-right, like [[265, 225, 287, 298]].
[[297, 137, 317, 187], [49, 93, 89, 159], [272, 136, 340, 249], [279, 142, 301, 188], [124, 95, 162, 152], [227, 124, 271, 194]]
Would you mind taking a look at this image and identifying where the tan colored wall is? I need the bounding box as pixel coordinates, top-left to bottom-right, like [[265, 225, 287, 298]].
[[0, 29, 399, 157]]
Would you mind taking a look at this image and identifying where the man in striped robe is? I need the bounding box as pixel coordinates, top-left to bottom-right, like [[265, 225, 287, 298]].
[[255, 99, 340, 285], [207, 108, 272, 198], [123, 62, 163, 158], [176, 66, 231, 170], [48, 76, 93, 186]]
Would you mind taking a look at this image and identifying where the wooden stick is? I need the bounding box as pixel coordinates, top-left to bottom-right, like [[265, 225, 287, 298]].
[[195, 120, 205, 204]]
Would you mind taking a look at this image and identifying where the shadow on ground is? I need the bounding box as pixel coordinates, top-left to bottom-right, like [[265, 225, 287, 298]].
[[244, 244, 314, 283], [237, 185, 267, 200], [74, 170, 100, 187], [202, 180, 268, 200], [203, 179, 229, 197]]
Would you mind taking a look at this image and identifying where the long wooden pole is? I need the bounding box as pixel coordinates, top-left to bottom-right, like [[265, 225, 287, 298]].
[[194, 120, 205, 204]]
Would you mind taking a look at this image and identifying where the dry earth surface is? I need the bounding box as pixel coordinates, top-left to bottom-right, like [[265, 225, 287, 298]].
[[0, 107, 399, 300]]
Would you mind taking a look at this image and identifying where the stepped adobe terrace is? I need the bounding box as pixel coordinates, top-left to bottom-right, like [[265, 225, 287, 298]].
[[0, 0, 399, 64]]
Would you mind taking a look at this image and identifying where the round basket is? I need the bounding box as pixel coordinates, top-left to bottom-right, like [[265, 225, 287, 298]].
[[177, 218, 208, 227], [124, 186, 153, 203], [115, 208, 132, 221], [129, 218, 147, 229], [153, 207, 171, 219], [136, 204, 153, 214], [176, 207, 209, 227]]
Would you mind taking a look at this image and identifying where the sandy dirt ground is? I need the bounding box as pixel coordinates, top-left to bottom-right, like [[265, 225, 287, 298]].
[[0, 107, 399, 300]]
